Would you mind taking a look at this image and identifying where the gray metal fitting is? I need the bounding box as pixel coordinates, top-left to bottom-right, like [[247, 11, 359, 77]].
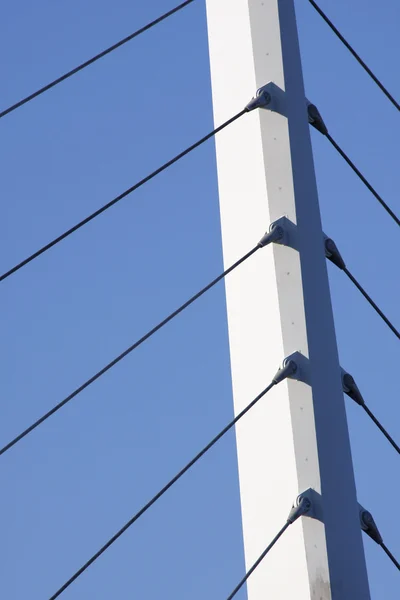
[[287, 494, 312, 524], [307, 102, 328, 136], [324, 235, 346, 270], [296, 488, 324, 523], [246, 82, 287, 117], [272, 359, 298, 385], [258, 223, 284, 248], [341, 370, 365, 406], [245, 89, 272, 112], [359, 506, 383, 545]]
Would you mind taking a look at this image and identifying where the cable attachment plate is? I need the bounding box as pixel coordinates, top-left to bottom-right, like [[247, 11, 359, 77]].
[[277, 351, 311, 387], [260, 216, 297, 250], [287, 494, 312, 523], [245, 88, 272, 112], [358, 504, 383, 545], [324, 235, 346, 270], [245, 82, 287, 117], [307, 101, 328, 136], [258, 222, 284, 248], [341, 369, 365, 406], [296, 488, 324, 523], [272, 351, 312, 387], [272, 358, 298, 385]]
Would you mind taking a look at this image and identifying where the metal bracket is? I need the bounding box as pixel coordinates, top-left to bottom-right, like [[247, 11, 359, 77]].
[[287, 493, 312, 523], [324, 234, 346, 270], [358, 503, 383, 545], [272, 351, 311, 386], [258, 222, 284, 248], [340, 369, 365, 406], [280, 351, 311, 387], [245, 82, 287, 117], [258, 216, 297, 249], [286, 492, 385, 546], [246, 86, 329, 139], [306, 101, 328, 136], [272, 357, 298, 385], [245, 87, 272, 112], [295, 488, 324, 523]]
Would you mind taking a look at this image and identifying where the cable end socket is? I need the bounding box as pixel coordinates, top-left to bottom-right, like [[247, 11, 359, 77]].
[[360, 508, 383, 545], [341, 371, 365, 406], [287, 495, 312, 524], [258, 224, 284, 248], [307, 102, 328, 136], [245, 90, 272, 112], [272, 359, 298, 385], [324, 236, 346, 270]]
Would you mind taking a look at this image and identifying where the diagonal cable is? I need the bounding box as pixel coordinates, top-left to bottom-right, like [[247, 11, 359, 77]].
[[225, 523, 290, 600], [307, 0, 400, 112], [48, 360, 298, 600], [0, 1, 195, 120], [324, 237, 400, 341], [343, 267, 400, 341], [225, 497, 309, 600], [381, 543, 400, 572], [342, 373, 400, 456], [0, 245, 260, 457], [0, 109, 247, 283], [362, 404, 400, 456], [360, 508, 400, 572], [307, 105, 399, 227], [326, 133, 400, 227]]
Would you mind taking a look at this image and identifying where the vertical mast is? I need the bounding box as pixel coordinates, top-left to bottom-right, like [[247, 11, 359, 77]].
[[205, 0, 370, 597]]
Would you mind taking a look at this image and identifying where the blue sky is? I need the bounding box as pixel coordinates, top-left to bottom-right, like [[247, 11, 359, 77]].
[[1, 1, 399, 598]]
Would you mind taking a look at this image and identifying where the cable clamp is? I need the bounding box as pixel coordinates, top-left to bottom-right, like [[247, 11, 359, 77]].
[[287, 493, 312, 523], [358, 504, 383, 545], [341, 369, 365, 406], [246, 82, 287, 116], [259, 215, 301, 249], [272, 357, 298, 385], [307, 101, 328, 135], [246, 86, 329, 139], [272, 351, 313, 388], [324, 235, 346, 270], [258, 222, 284, 248], [245, 88, 272, 112]]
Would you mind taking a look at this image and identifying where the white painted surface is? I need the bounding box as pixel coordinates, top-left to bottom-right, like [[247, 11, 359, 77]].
[[205, 1, 370, 598]]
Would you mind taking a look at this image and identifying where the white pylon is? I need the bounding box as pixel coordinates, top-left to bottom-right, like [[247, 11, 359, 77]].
[[205, 1, 370, 598]]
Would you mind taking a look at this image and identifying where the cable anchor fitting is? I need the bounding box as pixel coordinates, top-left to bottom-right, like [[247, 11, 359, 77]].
[[324, 235, 346, 270], [359, 507, 383, 545], [258, 223, 284, 248], [287, 495, 312, 524], [245, 89, 272, 112], [272, 359, 298, 385], [307, 102, 328, 135], [341, 370, 365, 406]]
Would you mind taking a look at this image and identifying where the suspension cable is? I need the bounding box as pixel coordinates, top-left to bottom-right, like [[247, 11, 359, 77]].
[[0, 1, 195, 120], [360, 508, 400, 572], [1, 109, 247, 283], [0, 245, 261, 457], [48, 360, 297, 600], [342, 372, 400, 456], [225, 523, 290, 600], [324, 237, 400, 341], [307, 105, 400, 227], [362, 404, 400, 456], [307, 0, 400, 112], [326, 133, 400, 228], [343, 267, 400, 341], [381, 542, 400, 572], [224, 496, 310, 600]]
